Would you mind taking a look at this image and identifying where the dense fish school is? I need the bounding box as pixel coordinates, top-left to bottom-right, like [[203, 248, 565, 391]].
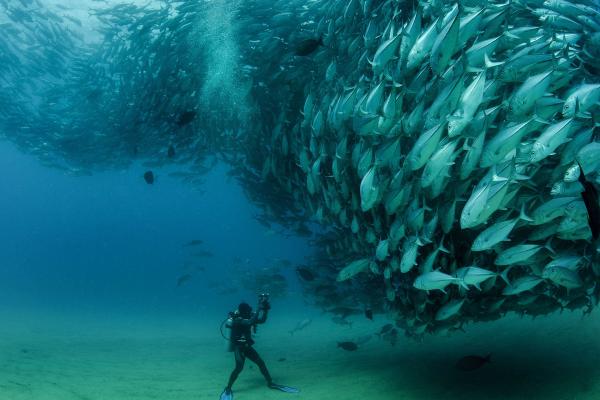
[[1, 0, 600, 338]]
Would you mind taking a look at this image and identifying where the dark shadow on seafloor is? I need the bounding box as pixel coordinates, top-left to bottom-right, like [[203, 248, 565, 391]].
[[357, 331, 600, 400]]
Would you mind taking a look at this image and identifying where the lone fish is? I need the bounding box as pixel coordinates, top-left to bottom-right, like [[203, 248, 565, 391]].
[[143, 170, 154, 184], [177, 111, 196, 127], [176, 274, 192, 287], [297, 267, 315, 281], [295, 37, 323, 56], [455, 354, 491, 371], [337, 341, 358, 351]]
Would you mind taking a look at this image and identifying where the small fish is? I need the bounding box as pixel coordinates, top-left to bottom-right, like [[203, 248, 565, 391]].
[[542, 265, 582, 289], [177, 111, 196, 127], [455, 354, 491, 371], [184, 240, 203, 247], [192, 250, 214, 258], [354, 334, 373, 345], [577, 162, 599, 240], [295, 37, 323, 56], [376, 323, 394, 337], [413, 271, 467, 292], [278, 357, 286, 362], [381, 328, 398, 346], [176, 274, 192, 287], [337, 341, 358, 351], [364, 308, 373, 320], [502, 275, 544, 296], [289, 318, 312, 335], [332, 317, 353, 327], [296, 267, 315, 281], [328, 306, 361, 318], [167, 145, 175, 158], [143, 170, 154, 184]]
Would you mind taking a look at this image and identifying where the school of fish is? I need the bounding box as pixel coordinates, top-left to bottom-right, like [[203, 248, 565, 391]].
[[1, 0, 599, 338]]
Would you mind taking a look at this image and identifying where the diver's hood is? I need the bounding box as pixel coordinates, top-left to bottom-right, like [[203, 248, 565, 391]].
[[238, 302, 252, 318]]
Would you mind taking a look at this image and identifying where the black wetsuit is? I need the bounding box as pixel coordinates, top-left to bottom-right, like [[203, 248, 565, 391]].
[[226, 309, 272, 390]]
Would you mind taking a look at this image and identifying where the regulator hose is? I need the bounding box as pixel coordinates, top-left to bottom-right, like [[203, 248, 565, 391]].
[[220, 317, 230, 341]]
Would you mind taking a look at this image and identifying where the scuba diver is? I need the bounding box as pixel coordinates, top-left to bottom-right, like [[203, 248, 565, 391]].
[[220, 294, 298, 400]]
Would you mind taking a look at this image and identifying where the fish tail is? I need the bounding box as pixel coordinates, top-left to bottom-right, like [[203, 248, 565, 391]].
[[519, 204, 533, 223], [484, 53, 504, 69], [439, 236, 450, 254], [544, 237, 556, 255], [576, 161, 586, 183], [499, 267, 511, 286], [457, 278, 469, 291]]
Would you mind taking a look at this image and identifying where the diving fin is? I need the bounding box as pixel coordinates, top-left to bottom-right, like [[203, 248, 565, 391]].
[[219, 388, 233, 400], [269, 383, 300, 393]]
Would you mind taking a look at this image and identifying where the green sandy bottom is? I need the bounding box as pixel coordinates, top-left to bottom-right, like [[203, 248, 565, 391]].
[[1, 308, 600, 400]]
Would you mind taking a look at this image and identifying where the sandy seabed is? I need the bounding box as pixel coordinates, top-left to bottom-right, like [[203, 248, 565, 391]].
[[1, 307, 600, 400]]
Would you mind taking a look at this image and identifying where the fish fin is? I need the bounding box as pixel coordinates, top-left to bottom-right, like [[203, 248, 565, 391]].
[[466, 65, 484, 73], [422, 198, 432, 212], [457, 279, 470, 290], [544, 237, 556, 255], [489, 164, 509, 182], [462, 138, 472, 151], [513, 172, 531, 181], [533, 115, 551, 125], [499, 267, 511, 286], [439, 238, 450, 254], [474, 283, 482, 291], [519, 204, 533, 222], [503, 30, 520, 40], [576, 161, 586, 183], [575, 111, 592, 119], [492, 173, 508, 182], [484, 53, 504, 69]]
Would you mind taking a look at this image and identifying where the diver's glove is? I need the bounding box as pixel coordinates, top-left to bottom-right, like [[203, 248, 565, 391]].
[[258, 299, 271, 311], [262, 300, 271, 311]]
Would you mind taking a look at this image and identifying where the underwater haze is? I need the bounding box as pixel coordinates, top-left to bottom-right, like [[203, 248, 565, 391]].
[[1, 0, 600, 399]]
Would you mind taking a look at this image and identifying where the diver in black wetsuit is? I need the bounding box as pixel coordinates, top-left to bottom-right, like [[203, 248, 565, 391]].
[[221, 294, 282, 399]]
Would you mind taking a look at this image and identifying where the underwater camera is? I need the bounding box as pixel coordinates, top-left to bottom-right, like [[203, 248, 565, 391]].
[[258, 293, 270, 309], [258, 293, 270, 302]]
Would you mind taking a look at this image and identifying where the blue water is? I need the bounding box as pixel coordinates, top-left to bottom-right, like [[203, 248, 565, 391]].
[[2, 0, 600, 397], [0, 140, 309, 318]]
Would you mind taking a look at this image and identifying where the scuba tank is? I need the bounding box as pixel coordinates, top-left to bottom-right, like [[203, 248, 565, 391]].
[[220, 311, 235, 352]]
